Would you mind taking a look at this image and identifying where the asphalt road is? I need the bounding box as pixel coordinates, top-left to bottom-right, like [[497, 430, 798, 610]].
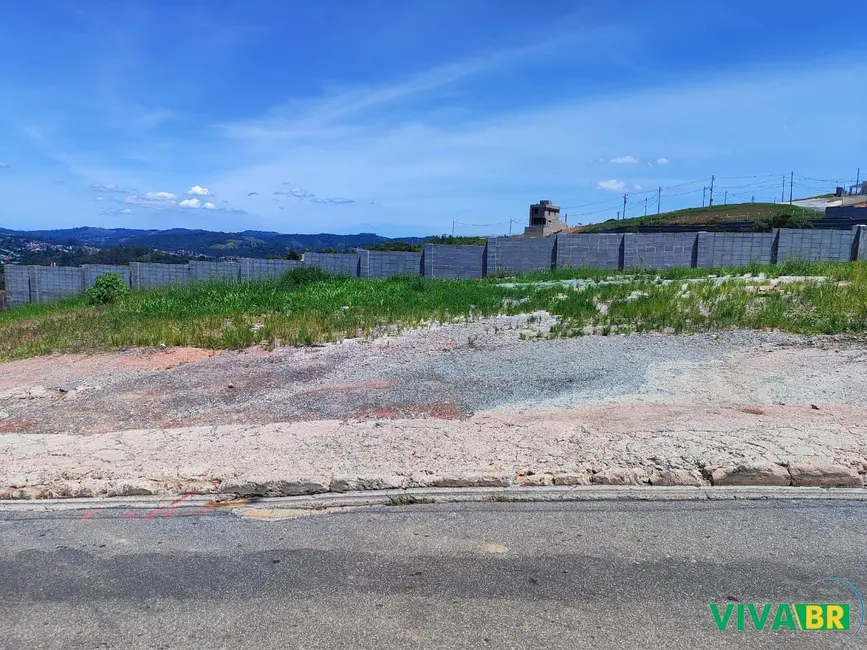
[[1, 500, 865, 649]]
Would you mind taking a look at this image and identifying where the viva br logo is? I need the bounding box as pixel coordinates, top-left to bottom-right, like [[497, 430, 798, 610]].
[[710, 578, 864, 635]]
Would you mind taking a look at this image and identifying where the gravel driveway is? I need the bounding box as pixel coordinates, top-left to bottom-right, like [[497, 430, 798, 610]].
[[2, 316, 867, 497]]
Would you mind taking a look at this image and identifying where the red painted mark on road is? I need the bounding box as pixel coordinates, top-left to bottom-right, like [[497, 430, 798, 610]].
[[78, 493, 212, 522]]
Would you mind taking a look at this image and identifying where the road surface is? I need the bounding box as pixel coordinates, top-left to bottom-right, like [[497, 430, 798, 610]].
[[1, 500, 865, 649]]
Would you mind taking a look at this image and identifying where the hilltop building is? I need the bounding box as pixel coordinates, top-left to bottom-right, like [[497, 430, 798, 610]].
[[523, 200, 569, 237]]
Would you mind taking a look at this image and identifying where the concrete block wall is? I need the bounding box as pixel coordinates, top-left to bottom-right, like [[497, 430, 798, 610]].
[[130, 262, 191, 289], [775, 228, 855, 263], [240, 258, 304, 281], [4, 264, 33, 307], [486, 237, 555, 275], [623, 233, 698, 269], [82, 264, 131, 289], [853, 226, 867, 261], [555, 234, 622, 270], [696, 233, 775, 268], [303, 252, 360, 277], [34, 266, 85, 303], [423, 244, 486, 279], [358, 250, 423, 278], [189, 260, 241, 282]]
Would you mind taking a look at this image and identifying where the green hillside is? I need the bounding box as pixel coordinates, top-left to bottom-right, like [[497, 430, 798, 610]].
[[572, 202, 819, 233]]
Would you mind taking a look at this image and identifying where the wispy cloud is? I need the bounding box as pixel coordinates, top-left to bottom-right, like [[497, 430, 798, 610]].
[[610, 155, 639, 164], [0, 161, 9, 168], [596, 179, 627, 192], [656, 157, 669, 165], [311, 197, 355, 204], [92, 183, 130, 193]]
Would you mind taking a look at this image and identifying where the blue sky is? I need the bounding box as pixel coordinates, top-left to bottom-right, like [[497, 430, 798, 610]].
[[0, 0, 865, 237]]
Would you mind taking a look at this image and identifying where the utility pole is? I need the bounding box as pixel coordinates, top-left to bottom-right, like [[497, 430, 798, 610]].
[[657, 186, 661, 218], [508, 219, 512, 236], [751, 195, 755, 203], [451, 218, 455, 237], [702, 186, 707, 208], [857, 167, 861, 192], [709, 175, 715, 207], [781, 175, 786, 203], [724, 190, 728, 206], [622, 193, 628, 222], [644, 197, 648, 218], [789, 171, 793, 204]]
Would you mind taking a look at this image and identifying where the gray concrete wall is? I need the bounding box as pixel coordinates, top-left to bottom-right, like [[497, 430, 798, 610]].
[[486, 237, 555, 275], [34, 266, 84, 303], [359, 250, 423, 278], [623, 233, 697, 269], [4, 265, 32, 307], [130, 263, 191, 290], [775, 228, 855, 263], [555, 234, 622, 270], [423, 244, 486, 279], [303, 252, 360, 277], [189, 261, 241, 282], [853, 226, 867, 261], [240, 258, 304, 281], [695, 233, 775, 268], [82, 264, 131, 289]]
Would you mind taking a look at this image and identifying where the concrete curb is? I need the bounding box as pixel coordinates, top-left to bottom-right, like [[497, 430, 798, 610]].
[[3, 459, 864, 500], [1, 486, 866, 517]]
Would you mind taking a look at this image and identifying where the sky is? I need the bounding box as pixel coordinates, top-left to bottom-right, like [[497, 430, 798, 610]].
[[0, 0, 865, 237]]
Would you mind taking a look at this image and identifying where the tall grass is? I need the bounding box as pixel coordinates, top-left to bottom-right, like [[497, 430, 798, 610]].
[[1, 262, 866, 360]]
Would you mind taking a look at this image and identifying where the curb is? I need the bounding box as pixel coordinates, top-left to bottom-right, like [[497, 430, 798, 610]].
[[1, 486, 866, 517], [3, 460, 865, 500]]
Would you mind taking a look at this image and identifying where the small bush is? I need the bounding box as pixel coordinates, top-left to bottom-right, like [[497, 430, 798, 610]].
[[280, 266, 333, 289], [285, 249, 302, 261], [750, 218, 772, 233], [85, 273, 130, 305]]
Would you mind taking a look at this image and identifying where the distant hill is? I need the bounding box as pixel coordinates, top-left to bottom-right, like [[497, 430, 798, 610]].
[[569, 202, 820, 233], [0, 226, 427, 258]]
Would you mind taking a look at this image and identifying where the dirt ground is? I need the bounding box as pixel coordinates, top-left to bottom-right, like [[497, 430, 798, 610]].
[[2, 316, 867, 497]]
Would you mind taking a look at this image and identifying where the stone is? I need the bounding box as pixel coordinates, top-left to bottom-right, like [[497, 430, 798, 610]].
[[516, 472, 553, 486], [649, 469, 704, 487], [552, 472, 591, 486], [788, 463, 864, 488], [430, 475, 510, 488], [710, 462, 790, 486], [105, 480, 161, 497], [590, 468, 646, 485]]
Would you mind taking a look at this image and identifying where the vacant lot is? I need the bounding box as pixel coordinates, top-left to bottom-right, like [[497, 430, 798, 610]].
[[2, 260, 867, 361]]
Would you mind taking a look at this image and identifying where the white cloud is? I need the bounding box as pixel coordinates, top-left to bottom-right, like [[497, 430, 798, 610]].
[[274, 187, 310, 198], [633, 184, 643, 191], [120, 208, 133, 214], [610, 155, 639, 164], [202, 201, 216, 210], [596, 179, 627, 192], [143, 191, 176, 200], [656, 157, 669, 165], [0, 161, 8, 168], [186, 185, 213, 196], [179, 197, 201, 208], [92, 183, 128, 193], [311, 197, 355, 204], [647, 162, 653, 167], [95, 196, 104, 201]]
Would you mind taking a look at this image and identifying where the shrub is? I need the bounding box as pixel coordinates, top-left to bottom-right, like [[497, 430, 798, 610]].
[[85, 273, 130, 305], [280, 266, 332, 289], [285, 249, 302, 261]]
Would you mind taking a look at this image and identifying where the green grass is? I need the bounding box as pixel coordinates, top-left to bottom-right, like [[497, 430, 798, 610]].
[[2, 262, 867, 361], [576, 202, 819, 232]]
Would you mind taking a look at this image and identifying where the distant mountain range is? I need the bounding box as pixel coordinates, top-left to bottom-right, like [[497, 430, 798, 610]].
[[0, 226, 425, 258]]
